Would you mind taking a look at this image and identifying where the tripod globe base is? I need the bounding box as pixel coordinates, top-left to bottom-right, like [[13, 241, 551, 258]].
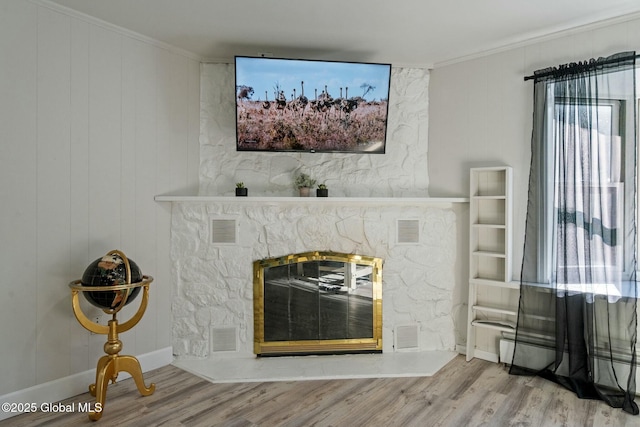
[[88, 354, 155, 421]]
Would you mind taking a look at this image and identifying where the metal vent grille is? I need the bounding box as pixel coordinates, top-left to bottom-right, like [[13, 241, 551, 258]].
[[395, 324, 419, 350], [211, 219, 237, 244], [397, 219, 420, 244], [211, 327, 237, 352]]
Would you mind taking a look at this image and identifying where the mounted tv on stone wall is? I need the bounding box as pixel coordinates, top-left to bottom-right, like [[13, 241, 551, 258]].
[[235, 56, 391, 154]]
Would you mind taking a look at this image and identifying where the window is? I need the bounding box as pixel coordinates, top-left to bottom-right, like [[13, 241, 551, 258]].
[[536, 86, 634, 286]]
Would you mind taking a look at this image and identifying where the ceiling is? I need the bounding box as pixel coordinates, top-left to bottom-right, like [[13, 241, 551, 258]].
[[48, 0, 640, 67]]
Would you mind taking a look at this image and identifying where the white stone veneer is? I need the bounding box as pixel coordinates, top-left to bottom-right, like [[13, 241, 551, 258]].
[[170, 63, 461, 359], [171, 201, 457, 358]]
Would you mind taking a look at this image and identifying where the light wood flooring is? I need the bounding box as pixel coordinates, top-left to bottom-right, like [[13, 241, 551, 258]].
[[2, 355, 638, 426]]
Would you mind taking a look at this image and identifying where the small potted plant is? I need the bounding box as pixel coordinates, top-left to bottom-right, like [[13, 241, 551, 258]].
[[316, 183, 328, 197], [235, 182, 248, 197], [294, 173, 316, 197]]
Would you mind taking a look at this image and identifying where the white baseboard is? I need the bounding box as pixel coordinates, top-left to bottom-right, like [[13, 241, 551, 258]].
[[0, 346, 172, 422], [468, 348, 500, 363], [457, 344, 500, 363]]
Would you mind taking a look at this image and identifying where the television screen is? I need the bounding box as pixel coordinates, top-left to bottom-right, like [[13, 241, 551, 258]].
[[235, 56, 391, 153]]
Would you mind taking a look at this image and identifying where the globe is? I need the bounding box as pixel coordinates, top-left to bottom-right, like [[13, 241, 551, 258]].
[[81, 251, 143, 310]]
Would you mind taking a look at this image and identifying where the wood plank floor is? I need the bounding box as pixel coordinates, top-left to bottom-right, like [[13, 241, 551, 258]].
[[2, 355, 638, 426]]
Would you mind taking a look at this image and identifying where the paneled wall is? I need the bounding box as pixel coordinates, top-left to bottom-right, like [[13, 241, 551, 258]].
[[429, 13, 640, 352], [0, 0, 200, 396]]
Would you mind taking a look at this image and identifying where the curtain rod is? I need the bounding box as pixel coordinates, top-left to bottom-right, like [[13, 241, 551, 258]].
[[523, 53, 640, 81]]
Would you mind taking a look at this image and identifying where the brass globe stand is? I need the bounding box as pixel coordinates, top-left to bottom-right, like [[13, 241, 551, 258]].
[[69, 252, 155, 421]]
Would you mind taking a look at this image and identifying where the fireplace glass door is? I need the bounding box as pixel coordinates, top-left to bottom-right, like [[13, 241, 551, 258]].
[[253, 251, 382, 355]]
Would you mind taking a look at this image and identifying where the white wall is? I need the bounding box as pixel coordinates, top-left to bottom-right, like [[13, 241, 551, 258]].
[[429, 13, 640, 350], [0, 0, 199, 396]]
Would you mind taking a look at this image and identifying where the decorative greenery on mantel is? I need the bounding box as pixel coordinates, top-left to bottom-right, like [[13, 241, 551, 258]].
[[293, 173, 317, 189]]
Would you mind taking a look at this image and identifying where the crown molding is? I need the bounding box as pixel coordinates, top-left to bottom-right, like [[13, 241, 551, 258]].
[[31, 1, 640, 71], [31, 0, 203, 62], [434, 10, 640, 69]]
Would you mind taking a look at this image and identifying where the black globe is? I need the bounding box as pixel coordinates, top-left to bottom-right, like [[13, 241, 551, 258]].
[[81, 252, 143, 310]]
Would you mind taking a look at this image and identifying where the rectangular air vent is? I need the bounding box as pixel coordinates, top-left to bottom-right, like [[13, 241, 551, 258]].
[[395, 324, 419, 350], [211, 218, 237, 244], [397, 219, 420, 244], [211, 327, 237, 352]]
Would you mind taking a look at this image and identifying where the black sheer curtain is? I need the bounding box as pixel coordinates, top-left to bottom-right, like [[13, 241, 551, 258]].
[[510, 52, 639, 414]]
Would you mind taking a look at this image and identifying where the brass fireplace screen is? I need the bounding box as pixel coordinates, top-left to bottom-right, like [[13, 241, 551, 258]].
[[253, 251, 382, 356]]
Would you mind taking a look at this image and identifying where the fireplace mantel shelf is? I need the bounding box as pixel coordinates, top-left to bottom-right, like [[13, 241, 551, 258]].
[[154, 195, 469, 206]]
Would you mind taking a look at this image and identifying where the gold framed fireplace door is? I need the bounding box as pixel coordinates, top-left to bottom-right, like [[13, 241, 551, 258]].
[[253, 251, 382, 356]]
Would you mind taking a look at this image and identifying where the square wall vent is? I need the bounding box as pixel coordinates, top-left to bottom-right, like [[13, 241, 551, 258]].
[[395, 324, 419, 350], [211, 218, 238, 245], [211, 327, 237, 352], [397, 219, 420, 244]]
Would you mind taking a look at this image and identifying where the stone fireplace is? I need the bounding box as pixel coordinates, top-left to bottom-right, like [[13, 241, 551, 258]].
[[169, 198, 460, 359], [167, 63, 466, 363]]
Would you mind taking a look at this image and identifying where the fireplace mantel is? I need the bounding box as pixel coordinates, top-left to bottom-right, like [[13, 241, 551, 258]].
[[155, 195, 469, 206]]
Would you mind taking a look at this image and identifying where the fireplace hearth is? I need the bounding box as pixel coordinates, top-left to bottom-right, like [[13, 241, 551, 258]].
[[253, 251, 382, 356]]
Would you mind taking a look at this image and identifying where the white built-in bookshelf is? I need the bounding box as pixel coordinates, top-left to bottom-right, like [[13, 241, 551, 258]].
[[466, 166, 519, 362]]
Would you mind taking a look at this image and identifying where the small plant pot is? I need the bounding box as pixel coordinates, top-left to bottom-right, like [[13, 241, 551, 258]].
[[235, 188, 248, 197], [299, 187, 311, 197], [316, 188, 328, 197]]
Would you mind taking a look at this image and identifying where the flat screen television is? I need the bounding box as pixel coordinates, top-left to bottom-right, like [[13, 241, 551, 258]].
[[235, 56, 391, 153]]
